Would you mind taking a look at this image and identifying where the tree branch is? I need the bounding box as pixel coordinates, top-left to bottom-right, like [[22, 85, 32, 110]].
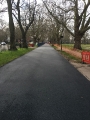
[[42, 0, 74, 37], [79, 1, 90, 19]]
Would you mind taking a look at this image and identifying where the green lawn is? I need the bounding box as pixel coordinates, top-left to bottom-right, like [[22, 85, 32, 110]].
[[81, 44, 90, 51], [62, 44, 90, 51], [0, 48, 34, 67], [62, 44, 74, 49]]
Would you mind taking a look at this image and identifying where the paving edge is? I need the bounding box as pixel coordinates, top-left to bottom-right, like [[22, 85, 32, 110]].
[[70, 61, 90, 81]]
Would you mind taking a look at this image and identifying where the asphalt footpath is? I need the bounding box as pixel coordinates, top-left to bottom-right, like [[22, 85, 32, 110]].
[[70, 61, 90, 81], [0, 43, 90, 120]]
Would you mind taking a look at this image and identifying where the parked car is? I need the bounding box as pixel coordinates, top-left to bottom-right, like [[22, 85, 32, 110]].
[[0, 42, 6, 45]]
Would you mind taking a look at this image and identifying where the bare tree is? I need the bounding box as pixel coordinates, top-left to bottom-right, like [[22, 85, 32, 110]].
[[6, 0, 17, 50], [13, 0, 37, 48], [0, 0, 17, 50], [15, 26, 22, 40], [0, 0, 7, 13], [43, 0, 90, 50], [29, 4, 47, 43], [0, 19, 8, 42]]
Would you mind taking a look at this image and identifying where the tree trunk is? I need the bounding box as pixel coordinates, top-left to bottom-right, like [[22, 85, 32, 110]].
[[74, 35, 82, 50], [22, 33, 28, 48], [7, 0, 17, 50]]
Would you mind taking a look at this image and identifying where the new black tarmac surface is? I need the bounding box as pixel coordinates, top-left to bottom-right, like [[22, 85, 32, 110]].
[[0, 44, 90, 120]]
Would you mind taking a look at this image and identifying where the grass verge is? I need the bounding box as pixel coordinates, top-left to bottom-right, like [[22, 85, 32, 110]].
[[53, 46, 81, 63], [60, 51, 81, 63], [0, 48, 35, 67]]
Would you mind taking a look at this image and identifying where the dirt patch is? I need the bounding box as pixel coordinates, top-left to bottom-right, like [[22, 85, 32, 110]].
[[54, 44, 82, 59]]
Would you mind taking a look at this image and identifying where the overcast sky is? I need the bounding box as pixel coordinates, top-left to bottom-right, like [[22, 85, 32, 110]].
[[37, 0, 42, 3], [2, 0, 43, 23]]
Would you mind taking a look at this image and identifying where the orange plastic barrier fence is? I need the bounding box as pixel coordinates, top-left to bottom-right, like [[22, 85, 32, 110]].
[[81, 51, 90, 64]]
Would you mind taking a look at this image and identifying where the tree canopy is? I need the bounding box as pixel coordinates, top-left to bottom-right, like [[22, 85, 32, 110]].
[[0, 0, 90, 50], [43, 0, 90, 49]]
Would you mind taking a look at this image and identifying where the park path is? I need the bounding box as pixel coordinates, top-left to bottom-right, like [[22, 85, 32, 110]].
[[0, 44, 90, 120]]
